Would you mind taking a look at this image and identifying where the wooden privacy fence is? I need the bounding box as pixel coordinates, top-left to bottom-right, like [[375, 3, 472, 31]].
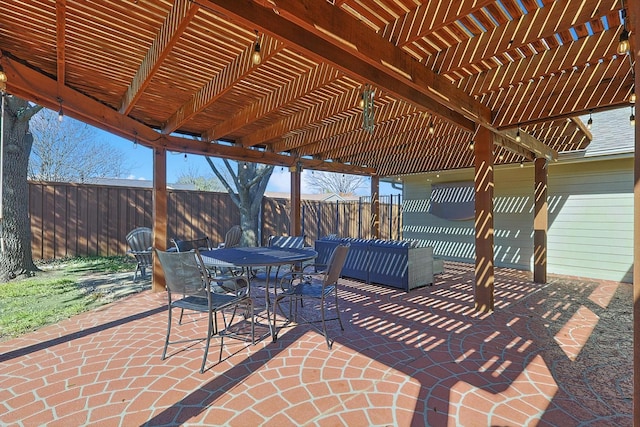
[[28, 181, 402, 260]]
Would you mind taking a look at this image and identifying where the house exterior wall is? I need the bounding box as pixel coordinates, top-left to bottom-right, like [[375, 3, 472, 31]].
[[403, 156, 633, 283]]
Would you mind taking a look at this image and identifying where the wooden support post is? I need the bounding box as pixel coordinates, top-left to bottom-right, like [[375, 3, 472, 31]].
[[371, 175, 380, 239], [534, 157, 548, 283], [473, 126, 494, 312], [632, 2, 640, 422], [290, 164, 301, 236], [152, 147, 167, 293]]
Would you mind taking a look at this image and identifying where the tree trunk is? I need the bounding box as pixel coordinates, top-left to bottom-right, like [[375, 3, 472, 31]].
[[0, 96, 40, 280], [205, 157, 273, 248]]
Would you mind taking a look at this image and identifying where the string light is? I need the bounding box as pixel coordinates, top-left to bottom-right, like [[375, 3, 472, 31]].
[[243, 162, 248, 169], [57, 97, 64, 122], [587, 110, 593, 130], [468, 140, 474, 150], [428, 122, 435, 135], [0, 70, 6, 93], [251, 30, 262, 65], [618, 7, 630, 55]]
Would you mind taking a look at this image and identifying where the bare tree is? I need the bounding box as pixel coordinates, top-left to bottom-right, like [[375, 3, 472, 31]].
[[205, 157, 273, 246], [28, 108, 130, 182], [176, 164, 224, 191], [0, 95, 42, 280], [305, 171, 367, 195]]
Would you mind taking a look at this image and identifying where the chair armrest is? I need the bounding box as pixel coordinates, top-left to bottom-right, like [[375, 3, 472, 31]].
[[209, 275, 249, 296]]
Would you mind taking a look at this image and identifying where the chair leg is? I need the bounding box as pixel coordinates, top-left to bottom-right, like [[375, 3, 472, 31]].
[[249, 299, 255, 344], [201, 310, 215, 373], [320, 297, 331, 349], [162, 307, 173, 360], [334, 288, 344, 331]]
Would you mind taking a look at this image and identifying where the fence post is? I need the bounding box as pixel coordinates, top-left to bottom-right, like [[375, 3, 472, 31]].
[[358, 198, 362, 238]]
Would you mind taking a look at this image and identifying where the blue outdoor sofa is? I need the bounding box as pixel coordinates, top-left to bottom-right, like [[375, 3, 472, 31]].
[[314, 237, 434, 292]]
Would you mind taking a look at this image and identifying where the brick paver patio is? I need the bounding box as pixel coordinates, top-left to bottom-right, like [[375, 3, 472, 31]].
[[0, 262, 633, 426]]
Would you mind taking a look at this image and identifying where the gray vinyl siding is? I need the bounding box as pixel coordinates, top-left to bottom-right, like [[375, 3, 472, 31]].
[[402, 157, 633, 283]]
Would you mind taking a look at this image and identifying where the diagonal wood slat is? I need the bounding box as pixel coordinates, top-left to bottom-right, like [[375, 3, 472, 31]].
[[119, 0, 199, 115], [55, 0, 66, 91], [242, 83, 362, 148], [206, 63, 341, 141], [431, 0, 620, 78], [162, 34, 283, 134]]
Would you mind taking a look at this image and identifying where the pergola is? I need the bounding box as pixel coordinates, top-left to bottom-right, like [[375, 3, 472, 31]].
[[1, 0, 639, 422]]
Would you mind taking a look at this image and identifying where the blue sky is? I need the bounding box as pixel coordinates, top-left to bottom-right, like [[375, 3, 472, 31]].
[[99, 129, 401, 196]]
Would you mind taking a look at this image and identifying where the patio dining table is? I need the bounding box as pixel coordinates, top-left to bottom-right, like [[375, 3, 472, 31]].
[[199, 247, 318, 341]]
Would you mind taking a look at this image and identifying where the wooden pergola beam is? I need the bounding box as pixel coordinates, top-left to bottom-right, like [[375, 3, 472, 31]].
[[241, 86, 361, 148], [202, 0, 477, 132], [202, 0, 557, 165], [120, 0, 199, 115], [207, 63, 341, 141], [1, 55, 374, 176], [433, 0, 620, 79], [163, 35, 283, 135], [381, 0, 495, 49]]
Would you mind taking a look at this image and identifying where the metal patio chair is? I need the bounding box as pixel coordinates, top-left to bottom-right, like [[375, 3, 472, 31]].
[[273, 243, 350, 348], [171, 236, 212, 252], [218, 225, 242, 248], [155, 248, 254, 373], [126, 227, 153, 281]]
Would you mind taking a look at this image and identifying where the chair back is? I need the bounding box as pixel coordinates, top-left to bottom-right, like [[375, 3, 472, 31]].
[[223, 225, 242, 248], [324, 243, 350, 286], [268, 235, 305, 249], [172, 236, 211, 252], [155, 249, 208, 297], [126, 227, 152, 252]]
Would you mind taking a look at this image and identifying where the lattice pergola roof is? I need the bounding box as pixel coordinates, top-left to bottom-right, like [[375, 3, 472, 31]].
[[0, 0, 633, 177]]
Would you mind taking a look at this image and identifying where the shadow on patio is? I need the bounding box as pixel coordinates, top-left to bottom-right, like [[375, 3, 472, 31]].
[[0, 262, 632, 426]]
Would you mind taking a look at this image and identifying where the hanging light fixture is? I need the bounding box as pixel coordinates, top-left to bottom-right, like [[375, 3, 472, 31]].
[[630, 106, 635, 126], [428, 122, 435, 135], [468, 140, 474, 150], [358, 92, 365, 109], [618, 29, 630, 55], [587, 110, 593, 130], [57, 97, 64, 122], [515, 127, 521, 142], [618, 7, 630, 55], [133, 131, 138, 149], [520, 160, 524, 168], [251, 30, 262, 65], [630, 87, 636, 104], [243, 162, 248, 169], [0, 69, 6, 93]]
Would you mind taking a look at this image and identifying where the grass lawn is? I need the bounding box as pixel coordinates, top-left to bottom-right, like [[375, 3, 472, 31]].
[[0, 257, 140, 341]]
